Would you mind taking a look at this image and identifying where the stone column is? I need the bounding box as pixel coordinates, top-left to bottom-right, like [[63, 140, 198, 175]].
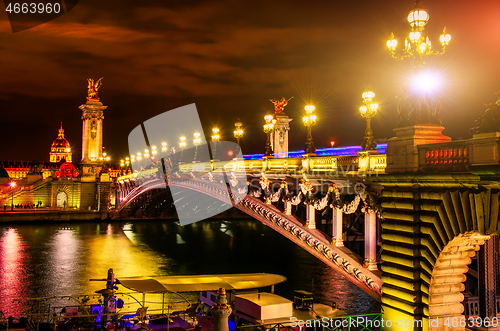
[[271, 113, 292, 157], [211, 288, 232, 331], [364, 209, 378, 271], [332, 208, 344, 246], [306, 204, 316, 229], [285, 201, 292, 215]]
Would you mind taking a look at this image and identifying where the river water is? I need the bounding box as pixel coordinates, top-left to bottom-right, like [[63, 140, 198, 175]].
[[0, 219, 378, 316]]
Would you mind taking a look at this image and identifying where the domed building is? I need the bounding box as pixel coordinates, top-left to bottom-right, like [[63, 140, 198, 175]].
[[0, 166, 10, 185], [49, 123, 72, 163]]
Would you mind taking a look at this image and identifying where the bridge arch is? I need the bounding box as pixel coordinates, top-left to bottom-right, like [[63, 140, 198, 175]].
[[115, 175, 383, 300], [378, 182, 500, 330], [428, 231, 490, 329]]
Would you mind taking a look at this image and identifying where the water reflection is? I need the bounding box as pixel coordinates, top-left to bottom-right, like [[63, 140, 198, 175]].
[[0, 220, 378, 316], [0, 228, 28, 315]]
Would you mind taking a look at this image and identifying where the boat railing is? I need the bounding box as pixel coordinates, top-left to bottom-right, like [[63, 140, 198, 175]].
[[11, 293, 195, 331], [237, 313, 383, 331]]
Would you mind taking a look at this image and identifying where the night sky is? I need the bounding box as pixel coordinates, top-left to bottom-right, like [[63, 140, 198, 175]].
[[1, 0, 500, 163]]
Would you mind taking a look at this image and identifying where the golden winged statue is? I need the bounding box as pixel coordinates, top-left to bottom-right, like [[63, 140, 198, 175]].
[[86, 77, 103, 102], [270, 96, 293, 113]]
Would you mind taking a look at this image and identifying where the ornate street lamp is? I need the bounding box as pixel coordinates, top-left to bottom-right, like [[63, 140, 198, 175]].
[[161, 142, 167, 153], [151, 146, 157, 160], [302, 105, 317, 155], [193, 132, 201, 162], [387, 0, 451, 126], [10, 181, 16, 211], [234, 120, 243, 145], [211, 127, 220, 159], [387, 0, 451, 68], [263, 114, 276, 157], [179, 136, 186, 162], [359, 91, 379, 151]]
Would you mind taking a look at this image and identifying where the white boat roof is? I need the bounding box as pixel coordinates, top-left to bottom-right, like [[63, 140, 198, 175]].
[[117, 273, 286, 293], [236, 292, 293, 306]]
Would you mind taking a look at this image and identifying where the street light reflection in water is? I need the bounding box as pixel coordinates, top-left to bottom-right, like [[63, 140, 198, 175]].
[[0, 221, 379, 316]]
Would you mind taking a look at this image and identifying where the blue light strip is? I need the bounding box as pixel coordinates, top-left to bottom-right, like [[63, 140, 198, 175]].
[[243, 144, 387, 160]]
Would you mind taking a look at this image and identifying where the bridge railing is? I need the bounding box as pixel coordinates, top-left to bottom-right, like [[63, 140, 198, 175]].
[[116, 153, 387, 182], [418, 140, 469, 172]]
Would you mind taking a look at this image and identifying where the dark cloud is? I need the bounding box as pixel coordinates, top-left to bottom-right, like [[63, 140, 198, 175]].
[[0, 0, 500, 162]]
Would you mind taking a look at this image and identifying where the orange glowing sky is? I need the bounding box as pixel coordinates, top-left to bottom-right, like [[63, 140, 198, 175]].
[[1, 0, 500, 161]]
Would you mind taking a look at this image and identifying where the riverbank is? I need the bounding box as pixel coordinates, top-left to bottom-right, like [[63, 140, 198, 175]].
[[0, 210, 253, 222], [0, 210, 112, 222]]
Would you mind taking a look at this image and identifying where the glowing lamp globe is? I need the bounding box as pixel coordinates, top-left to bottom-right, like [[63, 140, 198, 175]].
[[305, 105, 315, 112], [440, 31, 451, 46], [362, 91, 375, 102], [330, 140, 336, 147], [407, 8, 429, 28], [409, 31, 421, 42], [387, 34, 398, 49]]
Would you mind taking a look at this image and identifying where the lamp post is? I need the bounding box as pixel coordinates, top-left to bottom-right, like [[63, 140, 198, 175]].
[[387, 0, 451, 126], [10, 181, 16, 211], [386, 0, 451, 68], [179, 136, 186, 163], [193, 132, 201, 162], [359, 91, 379, 151], [211, 127, 220, 160], [302, 105, 317, 155], [161, 142, 167, 153], [233, 120, 243, 145], [263, 115, 276, 157]]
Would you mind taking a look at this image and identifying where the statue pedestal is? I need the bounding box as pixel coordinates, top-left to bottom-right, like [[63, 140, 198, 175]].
[[271, 113, 292, 157], [386, 124, 451, 173], [80, 102, 107, 163]]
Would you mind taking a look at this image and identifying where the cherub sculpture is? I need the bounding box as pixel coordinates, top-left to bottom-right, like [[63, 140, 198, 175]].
[[87, 77, 103, 102], [270, 96, 293, 113]]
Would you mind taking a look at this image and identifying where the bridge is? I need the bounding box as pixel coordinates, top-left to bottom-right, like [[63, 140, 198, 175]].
[[114, 126, 500, 330]]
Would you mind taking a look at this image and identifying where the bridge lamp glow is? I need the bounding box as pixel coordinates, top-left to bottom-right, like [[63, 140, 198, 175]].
[[412, 72, 440, 92], [193, 132, 201, 146], [211, 127, 220, 141], [386, 34, 397, 50], [179, 136, 186, 148], [234, 120, 243, 145], [359, 90, 379, 151], [407, 7, 429, 28], [303, 105, 317, 155], [409, 31, 421, 42], [263, 114, 275, 157], [440, 28, 451, 46], [10, 181, 16, 188], [161, 142, 167, 152]]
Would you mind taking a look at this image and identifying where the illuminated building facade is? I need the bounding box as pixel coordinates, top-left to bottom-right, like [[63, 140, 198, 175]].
[[0, 78, 122, 211], [49, 123, 73, 163]]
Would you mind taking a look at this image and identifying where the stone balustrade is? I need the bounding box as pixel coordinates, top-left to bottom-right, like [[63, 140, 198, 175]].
[[117, 152, 387, 182], [418, 140, 469, 172]]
